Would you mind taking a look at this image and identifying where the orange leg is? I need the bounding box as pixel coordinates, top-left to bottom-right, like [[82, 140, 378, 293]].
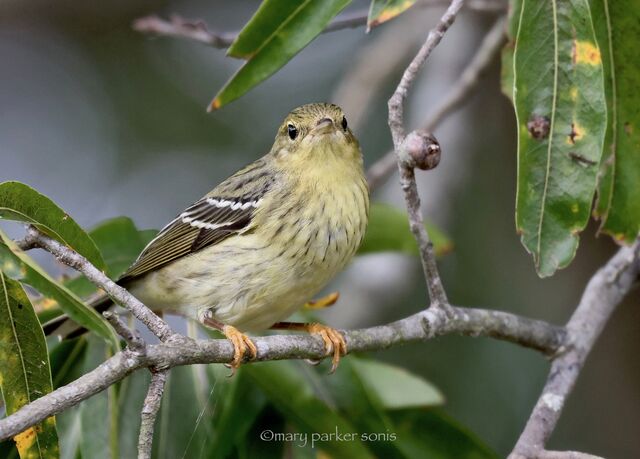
[[270, 321, 347, 373], [204, 317, 257, 374], [304, 291, 340, 310]]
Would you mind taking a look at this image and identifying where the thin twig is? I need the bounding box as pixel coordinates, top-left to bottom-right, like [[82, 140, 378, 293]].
[[388, 0, 465, 144], [398, 162, 450, 306], [132, 9, 369, 49], [534, 452, 604, 459], [422, 15, 506, 130], [22, 226, 181, 344], [13, 236, 37, 251], [387, 0, 465, 306], [332, 10, 430, 134], [103, 311, 146, 353], [132, 15, 235, 48], [132, 1, 507, 50], [509, 240, 640, 459], [137, 370, 168, 459], [316, 8, 369, 33], [0, 302, 565, 441], [368, 13, 506, 191]]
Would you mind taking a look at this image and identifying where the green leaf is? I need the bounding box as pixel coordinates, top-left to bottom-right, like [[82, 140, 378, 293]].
[[55, 406, 82, 459], [37, 308, 64, 330], [0, 181, 105, 271], [49, 337, 87, 389], [244, 361, 375, 458], [319, 358, 402, 458], [115, 370, 150, 459], [300, 356, 432, 458], [387, 408, 500, 459], [282, 356, 474, 458], [194, 328, 273, 458], [591, 0, 640, 242], [0, 231, 119, 350], [227, 0, 303, 59], [239, 405, 287, 459], [350, 358, 444, 409], [317, 356, 446, 458], [204, 366, 267, 458], [79, 336, 118, 459], [358, 203, 452, 256], [0, 439, 18, 459], [154, 366, 215, 459], [209, 0, 351, 110], [507, 0, 607, 276], [0, 272, 59, 458], [367, 0, 417, 31]]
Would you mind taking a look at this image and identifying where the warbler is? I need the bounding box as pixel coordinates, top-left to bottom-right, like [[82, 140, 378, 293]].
[[48, 103, 369, 371]]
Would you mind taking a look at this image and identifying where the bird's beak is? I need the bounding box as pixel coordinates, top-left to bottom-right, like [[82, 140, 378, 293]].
[[312, 117, 335, 135]]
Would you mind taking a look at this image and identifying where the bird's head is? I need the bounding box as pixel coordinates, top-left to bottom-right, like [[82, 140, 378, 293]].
[[270, 103, 361, 164]]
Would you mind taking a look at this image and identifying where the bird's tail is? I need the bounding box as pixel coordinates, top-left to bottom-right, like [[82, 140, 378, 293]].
[[42, 293, 114, 339]]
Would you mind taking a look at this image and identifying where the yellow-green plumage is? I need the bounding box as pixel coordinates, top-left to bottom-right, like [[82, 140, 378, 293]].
[[125, 103, 369, 332]]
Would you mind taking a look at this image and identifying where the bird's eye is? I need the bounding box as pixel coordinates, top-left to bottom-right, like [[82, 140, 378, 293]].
[[341, 116, 348, 131], [287, 124, 298, 140]]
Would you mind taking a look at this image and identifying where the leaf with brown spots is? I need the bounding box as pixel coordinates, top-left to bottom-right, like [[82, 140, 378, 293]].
[[504, 0, 607, 277], [0, 271, 59, 458], [591, 0, 640, 242]]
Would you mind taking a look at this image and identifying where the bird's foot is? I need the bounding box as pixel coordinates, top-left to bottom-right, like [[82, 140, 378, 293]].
[[270, 321, 347, 373], [307, 323, 347, 373], [221, 325, 257, 374], [204, 315, 257, 375], [304, 291, 340, 310]]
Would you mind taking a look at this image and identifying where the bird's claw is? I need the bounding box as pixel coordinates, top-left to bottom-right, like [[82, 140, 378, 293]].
[[222, 325, 257, 376], [307, 323, 347, 373]]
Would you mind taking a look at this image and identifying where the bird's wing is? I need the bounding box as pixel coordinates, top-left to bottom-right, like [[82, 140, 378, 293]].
[[119, 159, 273, 283]]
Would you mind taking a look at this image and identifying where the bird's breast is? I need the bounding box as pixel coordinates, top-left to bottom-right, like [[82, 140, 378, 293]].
[[259, 171, 369, 280]]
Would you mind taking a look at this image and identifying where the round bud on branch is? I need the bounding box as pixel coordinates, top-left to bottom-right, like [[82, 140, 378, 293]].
[[401, 130, 441, 171]]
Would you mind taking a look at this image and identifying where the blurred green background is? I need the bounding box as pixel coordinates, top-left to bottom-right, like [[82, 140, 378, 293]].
[[1, 0, 638, 457]]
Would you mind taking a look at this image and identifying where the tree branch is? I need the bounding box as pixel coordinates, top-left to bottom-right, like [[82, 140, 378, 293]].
[[137, 370, 168, 459], [4, 225, 637, 457], [22, 226, 181, 344], [387, 0, 465, 306], [3, 210, 569, 441], [0, 301, 564, 442], [509, 240, 640, 459], [368, 13, 506, 191], [5, 222, 568, 444]]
